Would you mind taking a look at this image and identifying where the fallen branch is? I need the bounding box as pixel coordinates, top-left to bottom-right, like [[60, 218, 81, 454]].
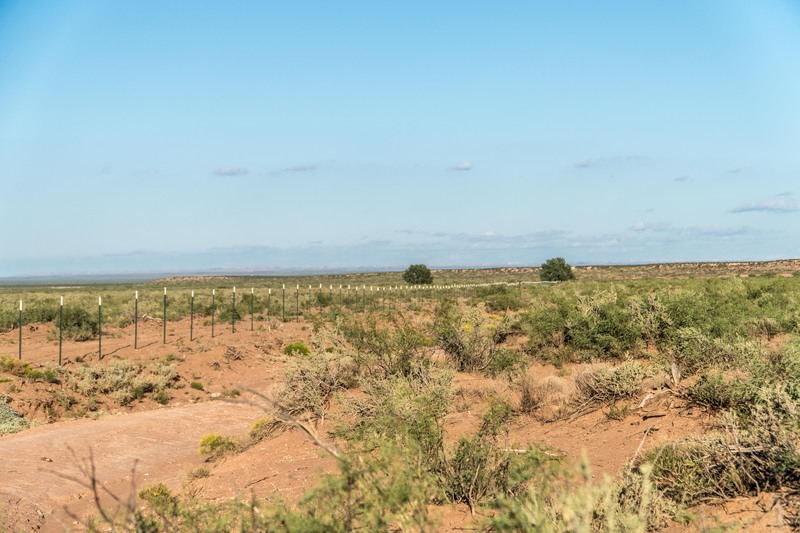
[[235, 388, 342, 459]]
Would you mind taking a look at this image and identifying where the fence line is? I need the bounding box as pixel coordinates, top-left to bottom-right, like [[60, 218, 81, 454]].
[[2, 281, 556, 366]]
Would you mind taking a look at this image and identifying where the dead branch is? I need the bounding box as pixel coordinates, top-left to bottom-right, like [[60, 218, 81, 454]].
[[234, 387, 342, 459]]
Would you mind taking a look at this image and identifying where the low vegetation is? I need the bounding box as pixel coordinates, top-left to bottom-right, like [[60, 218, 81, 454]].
[[64, 359, 179, 407], [0, 400, 29, 435], [198, 433, 240, 457], [283, 341, 311, 356], [3, 267, 800, 530]]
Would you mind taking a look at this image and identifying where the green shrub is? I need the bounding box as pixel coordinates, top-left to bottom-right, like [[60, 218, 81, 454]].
[[337, 312, 430, 378], [478, 284, 525, 312], [188, 466, 210, 480], [20, 303, 58, 324], [281, 351, 358, 423], [664, 327, 758, 376], [485, 348, 528, 378], [337, 366, 453, 462], [0, 356, 60, 383], [0, 402, 28, 435], [539, 257, 575, 282], [565, 291, 641, 358], [152, 390, 170, 404], [51, 305, 99, 341], [575, 362, 650, 406], [138, 483, 177, 516], [25, 368, 59, 383], [522, 300, 571, 353], [646, 401, 800, 505], [250, 417, 281, 442], [488, 459, 668, 532], [190, 381, 204, 391], [276, 439, 438, 531], [284, 341, 311, 356], [214, 304, 243, 324], [63, 359, 178, 406], [439, 402, 552, 511], [688, 371, 753, 411], [0, 356, 32, 377], [314, 291, 334, 307], [403, 264, 433, 285], [434, 302, 514, 372], [199, 433, 239, 457], [628, 292, 672, 346], [748, 346, 800, 402]]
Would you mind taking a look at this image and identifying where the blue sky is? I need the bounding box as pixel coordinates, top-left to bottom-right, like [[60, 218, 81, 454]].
[[2, 1, 800, 276]]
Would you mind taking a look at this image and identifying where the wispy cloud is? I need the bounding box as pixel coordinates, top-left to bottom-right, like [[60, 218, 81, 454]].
[[630, 221, 754, 238], [284, 164, 317, 173], [674, 175, 690, 182], [449, 161, 473, 171], [213, 166, 249, 177], [575, 155, 647, 169], [630, 221, 672, 232], [265, 164, 318, 177], [730, 199, 799, 214], [433, 229, 569, 246]]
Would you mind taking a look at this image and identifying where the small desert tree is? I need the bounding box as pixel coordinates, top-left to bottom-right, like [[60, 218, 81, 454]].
[[403, 264, 433, 285], [539, 257, 575, 282]]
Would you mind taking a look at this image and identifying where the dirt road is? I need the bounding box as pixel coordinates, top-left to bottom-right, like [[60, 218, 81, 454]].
[[1, 399, 264, 532]]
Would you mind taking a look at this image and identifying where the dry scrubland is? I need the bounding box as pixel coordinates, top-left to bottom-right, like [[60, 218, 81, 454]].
[[1, 261, 800, 531]]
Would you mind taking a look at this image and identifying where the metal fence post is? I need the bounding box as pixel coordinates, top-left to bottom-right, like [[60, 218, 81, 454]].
[[98, 296, 103, 359], [58, 296, 63, 366], [18, 301, 22, 360], [163, 287, 167, 344], [190, 290, 195, 341], [134, 291, 139, 349]]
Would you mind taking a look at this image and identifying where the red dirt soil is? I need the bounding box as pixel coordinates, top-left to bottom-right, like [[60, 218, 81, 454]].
[[0, 316, 793, 531]]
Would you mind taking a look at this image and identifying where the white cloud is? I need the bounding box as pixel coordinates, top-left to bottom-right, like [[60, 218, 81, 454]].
[[630, 221, 755, 239], [212, 166, 249, 176], [730, 199, 799, 214], [284, 164, 317, 173], [449, 161, 473, 171], [630, 221, 672, 232], [575, 155, 647, 169]]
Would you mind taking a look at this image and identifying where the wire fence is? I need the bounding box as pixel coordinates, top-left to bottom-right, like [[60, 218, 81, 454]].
[[1, 281, 556, 366]]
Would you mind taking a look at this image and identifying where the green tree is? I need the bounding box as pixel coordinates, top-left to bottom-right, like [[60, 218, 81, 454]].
[[539, 257, 575, 282], [403, 264, 433, 285]]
